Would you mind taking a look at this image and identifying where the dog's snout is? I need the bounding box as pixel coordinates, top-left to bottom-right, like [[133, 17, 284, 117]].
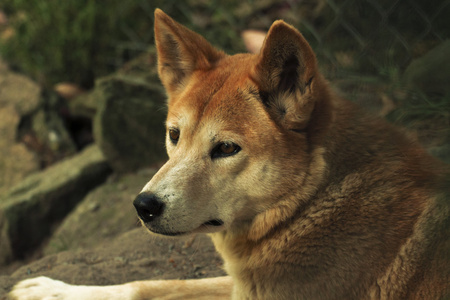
[[133, 193, 165, 223]]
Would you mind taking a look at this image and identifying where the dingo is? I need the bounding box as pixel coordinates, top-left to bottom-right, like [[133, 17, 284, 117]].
[[9, 9, 449, 300]]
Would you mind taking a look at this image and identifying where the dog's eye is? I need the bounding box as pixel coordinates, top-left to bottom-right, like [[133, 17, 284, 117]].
[[168, 128, 180, 144], [211, 142, 241, 159]]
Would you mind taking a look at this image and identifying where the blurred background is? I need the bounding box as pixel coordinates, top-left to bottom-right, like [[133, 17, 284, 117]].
[[1, 0, 449, 85], [0, 0, 449, 290], [0, 0, 449, 199], [1, 0, 449, 124]]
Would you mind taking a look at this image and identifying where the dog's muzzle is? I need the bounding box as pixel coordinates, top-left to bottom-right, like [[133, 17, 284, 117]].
[[133, 192, 165, 223]]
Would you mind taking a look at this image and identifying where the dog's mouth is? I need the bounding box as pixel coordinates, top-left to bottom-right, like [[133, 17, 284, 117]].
[[202, 219, 224, 227], [145, 219, 224, 237]]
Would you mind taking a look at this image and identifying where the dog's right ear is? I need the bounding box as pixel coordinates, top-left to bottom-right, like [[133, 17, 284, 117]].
[[252, 21, 322, 132], [154, 9, 225, 96]]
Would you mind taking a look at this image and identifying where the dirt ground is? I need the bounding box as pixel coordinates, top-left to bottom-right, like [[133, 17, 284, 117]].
[[0, 228, 226, 299], [0, 168, 227, 299]]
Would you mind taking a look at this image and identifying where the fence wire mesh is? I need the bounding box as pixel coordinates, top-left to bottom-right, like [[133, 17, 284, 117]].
[[108, 0, 450, 81], [291, 0, 450, 77]]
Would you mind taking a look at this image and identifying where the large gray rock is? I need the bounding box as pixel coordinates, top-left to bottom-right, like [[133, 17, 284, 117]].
[[93, 76, 167, 172], [67, 48, 160, 120], [403, 40, 450, 97], [0, 106, 39, 196], [0, 60, 80, 195], [0, 60, 41, 116], [0, 61, 41, 195], [0, 145, 111, 265], [44, 169, 157, 255]]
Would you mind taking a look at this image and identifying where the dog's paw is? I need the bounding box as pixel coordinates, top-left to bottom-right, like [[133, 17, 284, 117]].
[[8, 276, 136, 300], [9, 277, 73, 300]]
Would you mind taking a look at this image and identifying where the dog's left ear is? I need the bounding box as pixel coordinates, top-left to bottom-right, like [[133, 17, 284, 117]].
[[252, 21, 320, 132], [154, 9, 225, 96]]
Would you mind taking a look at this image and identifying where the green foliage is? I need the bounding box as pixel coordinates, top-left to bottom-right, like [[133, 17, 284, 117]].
[[2, 0, 106, 86], [0, 1, 171, 87], [2, 0, 449, 91], [0, 0, 247, 88], [388, 91, 450, 124]]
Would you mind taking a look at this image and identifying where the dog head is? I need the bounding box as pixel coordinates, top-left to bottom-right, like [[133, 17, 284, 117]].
[[134, 9, 331, 240]]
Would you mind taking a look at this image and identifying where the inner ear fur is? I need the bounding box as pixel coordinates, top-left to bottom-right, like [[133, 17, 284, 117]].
[[253, 20, 320, 132], [154, 9, 225, 95]]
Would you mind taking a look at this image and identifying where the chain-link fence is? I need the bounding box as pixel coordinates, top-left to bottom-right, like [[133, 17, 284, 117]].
[[108, 0, 450, 81], [291, 0, 450, 77], [1, 0, 449, 86]]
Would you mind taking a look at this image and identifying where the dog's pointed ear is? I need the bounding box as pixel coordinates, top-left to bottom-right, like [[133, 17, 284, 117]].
[[252, 21, 320, 132], [154, 9, 225, 95]]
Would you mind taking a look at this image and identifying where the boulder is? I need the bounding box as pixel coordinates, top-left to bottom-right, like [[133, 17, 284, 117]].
[[93, 76, 167, 172], [0, 61, 41, 117], [0, 106, 39, 196], [0, 59, 81, 195], [0, 145, 111, 265], [0, 61, 41, 195], [67, 48, 159, 120], [403, 40, 450, 97], [67, 90, 98, 120], [44, 169, 157, 255]]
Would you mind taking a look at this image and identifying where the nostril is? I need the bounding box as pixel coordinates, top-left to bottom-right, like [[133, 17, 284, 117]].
[[133, 193, 165, 223]]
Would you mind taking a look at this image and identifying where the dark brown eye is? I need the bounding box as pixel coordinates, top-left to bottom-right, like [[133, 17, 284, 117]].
[[211, 142, 241, 159], [168, 129, 180, 144], [220, 143, 237, 154]]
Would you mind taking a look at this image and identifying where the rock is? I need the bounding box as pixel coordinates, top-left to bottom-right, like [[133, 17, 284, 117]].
[[44, 169, 157, 255], [0, 61, 41, 116], [0, 106, 39, 197], [0, 145, 112, 265], [67, 90, 98, 120], [403, 40, 450, 97], [0, 140, 38, 196], [0, 61, 41, 195], [65, 49, 167, 172], [67, 48, 159, 120], [0, 229, 225, 298], [0, 59, 80, 195], [93, 76, 167, 172]]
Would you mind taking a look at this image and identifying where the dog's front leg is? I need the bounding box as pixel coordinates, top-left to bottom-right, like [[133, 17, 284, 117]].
[[9, 276, 233, 300], [8, 276, 138, 300], [129, 276, 233, 299]]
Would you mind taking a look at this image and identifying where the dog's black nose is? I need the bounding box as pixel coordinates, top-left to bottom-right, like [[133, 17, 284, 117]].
[[133, 193, 165, 223]]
